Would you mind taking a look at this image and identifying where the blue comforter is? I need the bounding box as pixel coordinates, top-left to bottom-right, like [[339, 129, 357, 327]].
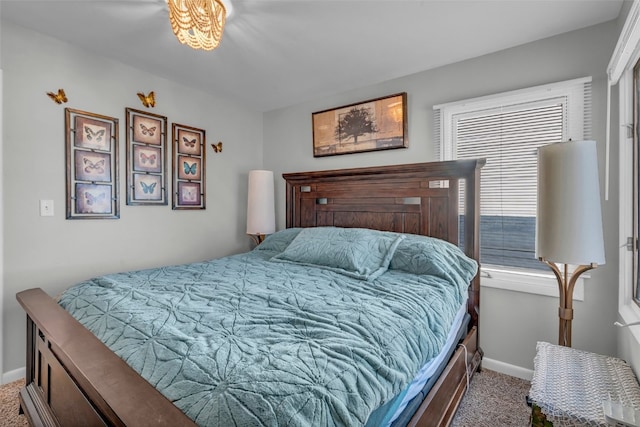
[[58, 233, 475, 426]]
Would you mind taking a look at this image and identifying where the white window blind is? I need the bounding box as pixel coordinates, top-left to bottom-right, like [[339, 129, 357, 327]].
[[434, 77, 592, 271]]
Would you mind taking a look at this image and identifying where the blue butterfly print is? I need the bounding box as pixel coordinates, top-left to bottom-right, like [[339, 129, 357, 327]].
[[141, 182, 156, 194], [183, 161, 197, 175]]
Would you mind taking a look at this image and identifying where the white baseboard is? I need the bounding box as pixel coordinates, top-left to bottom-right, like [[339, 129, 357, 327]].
[[482, 357, 533, 381], [2, 367, 25, 385]]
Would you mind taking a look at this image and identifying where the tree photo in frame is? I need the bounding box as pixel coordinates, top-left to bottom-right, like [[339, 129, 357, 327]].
[[126, 108, 168, 205], [312, 92, 408, 157], [65, 108, 119, 219], [172, 123, 206, 209]]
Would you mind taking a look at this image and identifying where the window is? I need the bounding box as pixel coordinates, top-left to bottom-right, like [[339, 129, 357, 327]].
[[434, 77, 592, 286], [634, 60, 640, 306], [609, 0, 640, 343]]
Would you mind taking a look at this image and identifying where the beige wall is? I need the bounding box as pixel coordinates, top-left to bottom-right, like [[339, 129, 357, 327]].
[[263, 20, 624, 373], [1, 20, 264, 374]]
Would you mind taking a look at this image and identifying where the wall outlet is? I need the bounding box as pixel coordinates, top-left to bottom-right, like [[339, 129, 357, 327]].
[[40, 200, 54, 217]]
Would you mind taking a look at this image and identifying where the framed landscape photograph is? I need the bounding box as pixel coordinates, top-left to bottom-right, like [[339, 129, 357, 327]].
[[172, 123, 206, 210], [65, 108, 119, 219], [312, 92, 408, 157], [126, 108, 168, 205]]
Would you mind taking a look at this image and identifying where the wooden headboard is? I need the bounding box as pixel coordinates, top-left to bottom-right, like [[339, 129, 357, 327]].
[[283, 159, 485, 329]]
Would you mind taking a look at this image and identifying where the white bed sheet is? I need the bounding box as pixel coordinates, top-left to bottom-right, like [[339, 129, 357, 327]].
[[382, 299, 469, 426]]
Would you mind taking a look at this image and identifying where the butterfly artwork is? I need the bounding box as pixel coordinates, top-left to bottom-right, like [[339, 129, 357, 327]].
[[211, 141, 223, 153], [47, 88, 68, 104], [183, 161, 197, 175], [140, 181, 157, 194], [183, 137, 197, 148], [137, 91, 155, 108], [183, 187, 197, 201], [140, 152, 157, 165], [139, 123, 156, 137], [84, 126, 105, 142], [83, 158, 105, 174], [85, 192, 106, 206]]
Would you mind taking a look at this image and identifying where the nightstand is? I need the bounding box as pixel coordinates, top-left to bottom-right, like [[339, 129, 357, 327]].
[[529, 341, 640, 426]]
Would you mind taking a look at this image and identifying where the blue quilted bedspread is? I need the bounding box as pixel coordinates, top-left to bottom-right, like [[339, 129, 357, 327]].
[[58, 238, 474, 426]]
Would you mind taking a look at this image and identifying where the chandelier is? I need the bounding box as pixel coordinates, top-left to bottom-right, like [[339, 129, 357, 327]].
[[168, 0, 228, 51]]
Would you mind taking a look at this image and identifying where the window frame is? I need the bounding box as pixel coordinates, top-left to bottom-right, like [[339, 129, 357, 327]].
[[619, 65, 640, 338], [607, 0, 640, 350], [434, 77, 592, 298]]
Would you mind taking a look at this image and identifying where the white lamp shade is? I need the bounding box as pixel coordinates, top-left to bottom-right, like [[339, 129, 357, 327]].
[[536, 140, 605, 265], [246, 170, 276, 236]]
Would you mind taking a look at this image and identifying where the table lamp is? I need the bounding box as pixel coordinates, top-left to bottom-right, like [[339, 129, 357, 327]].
[[246, 170, 276, 245]]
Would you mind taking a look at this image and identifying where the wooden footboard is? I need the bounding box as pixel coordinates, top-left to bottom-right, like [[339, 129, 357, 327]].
[[17, 288, 196, 427]]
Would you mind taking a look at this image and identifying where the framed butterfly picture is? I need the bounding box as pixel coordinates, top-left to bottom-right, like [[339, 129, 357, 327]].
[[172, 123, 206, 209], [125, 108, 168, 205], [65, 108, 119, 219]]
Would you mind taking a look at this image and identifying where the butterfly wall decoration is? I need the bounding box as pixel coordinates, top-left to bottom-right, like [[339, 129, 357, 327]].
[[184, 161, 197, 175], [84, 126, 105, 142], [140, 181, 157, 194], [125, 108, 167, 206], [183, 137, 197, 148], [66, 109, 120, 219], [183, 187, 197, 201], [137, 91, 155, 108], [47, 88, 68, 104], [139, 123, 156, 136], [83, 158, 106, 174], [211, 141, 223, 153], [172, 123, 205, 210], [85, 192, 106, 206], [140, 152, 157, 165]]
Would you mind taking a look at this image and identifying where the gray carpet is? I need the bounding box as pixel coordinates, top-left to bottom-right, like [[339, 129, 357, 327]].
[[0, 379, 27, 427], [451, 369, 532, 427], [0, 369, 531, 426]]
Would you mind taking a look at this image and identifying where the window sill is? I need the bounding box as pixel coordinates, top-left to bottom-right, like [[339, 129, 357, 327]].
[[620, 300, 640, 344], [480, 265, 585, 301]]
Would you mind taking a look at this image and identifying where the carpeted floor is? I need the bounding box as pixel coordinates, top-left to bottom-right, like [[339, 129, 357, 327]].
[[0, 369, 531, 426], [0, 379, 27, 427], [451, 369, 532, 426]]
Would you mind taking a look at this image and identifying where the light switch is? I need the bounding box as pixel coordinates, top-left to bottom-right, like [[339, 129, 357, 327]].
[[40, 200, 54, 217]]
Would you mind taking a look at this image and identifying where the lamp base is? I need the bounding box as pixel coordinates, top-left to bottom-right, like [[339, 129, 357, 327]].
[[539, 259, 597, 347], [248, 234, 267, 245]]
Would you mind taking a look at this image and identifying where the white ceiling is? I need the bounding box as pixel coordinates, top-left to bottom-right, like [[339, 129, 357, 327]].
[[1, 0, 625, 112]]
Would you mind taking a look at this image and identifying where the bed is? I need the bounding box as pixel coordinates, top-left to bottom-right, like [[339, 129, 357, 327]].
[[16, 159, 485, 427]]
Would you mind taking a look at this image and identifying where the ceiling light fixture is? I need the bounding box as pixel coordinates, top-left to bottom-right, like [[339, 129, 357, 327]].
[[167, 0, 231, 51]]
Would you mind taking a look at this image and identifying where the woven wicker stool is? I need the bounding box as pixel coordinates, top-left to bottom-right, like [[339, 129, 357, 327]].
[[529, 341, 640, 426]]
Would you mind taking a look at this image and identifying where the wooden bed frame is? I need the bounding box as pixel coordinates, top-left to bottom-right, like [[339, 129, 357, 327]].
[[16, 159, 484, 427]]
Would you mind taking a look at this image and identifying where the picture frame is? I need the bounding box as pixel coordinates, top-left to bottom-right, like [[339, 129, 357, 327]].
[[311, 92, 408, 157], [125, 108, 168, 205], [65, 108, 119, 219], [172, 123, 206, 210]]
